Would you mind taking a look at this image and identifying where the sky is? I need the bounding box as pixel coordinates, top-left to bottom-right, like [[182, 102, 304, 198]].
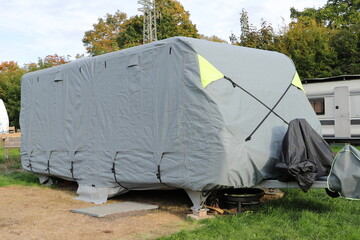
[[0, 0, 328, 66]]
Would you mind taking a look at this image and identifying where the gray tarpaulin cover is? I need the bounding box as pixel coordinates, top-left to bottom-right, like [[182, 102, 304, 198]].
[[328, 145, 360, 199], [20, 37, 321, 201], [275, 119, 333, 192]]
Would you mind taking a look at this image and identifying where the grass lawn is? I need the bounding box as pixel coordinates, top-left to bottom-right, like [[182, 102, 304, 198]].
[[159, 144, 360, 240], [0, 147, 41, 187], [159, 188, 360, 240]]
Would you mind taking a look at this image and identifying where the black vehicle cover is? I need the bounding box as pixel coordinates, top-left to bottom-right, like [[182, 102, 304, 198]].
[[275, 119, 333, 191]]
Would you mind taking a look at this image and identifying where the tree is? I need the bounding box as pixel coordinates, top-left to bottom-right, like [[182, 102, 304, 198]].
[[116, 15, 144, 50], [83, 11, 128, 56], [277, 18, 337, 78], [291, 0, 360, 29], [83, 0, 199, 55], [230, 10, 277, 51], [199, 34, 228, 43], [289, 0, 360, 76], [155, 0, 198, 39], [24, 54, 71, 72], [330, 24, 360, 74], [0, 62, 24, 129], [0, 61, 20, 73]]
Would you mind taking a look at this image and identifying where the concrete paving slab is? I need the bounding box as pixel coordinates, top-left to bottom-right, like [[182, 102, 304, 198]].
[[70, 201, 158, 217], [186, 213, 214, 221]]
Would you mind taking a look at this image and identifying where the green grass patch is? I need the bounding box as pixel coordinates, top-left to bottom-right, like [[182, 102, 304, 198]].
[[0, 145, 39, 186], [159, 189, 360, 240], [0, 147, 21, 164], [160, 144, 360, 240], [0, 171, 40, 187], [330, 144, 360, 154]]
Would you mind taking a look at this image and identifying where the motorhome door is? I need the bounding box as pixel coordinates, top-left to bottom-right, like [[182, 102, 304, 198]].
[[334, 86, 350, 138]]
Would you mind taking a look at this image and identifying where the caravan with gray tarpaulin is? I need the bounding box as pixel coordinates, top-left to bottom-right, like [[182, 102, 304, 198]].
[[20, 37, 328, 207]]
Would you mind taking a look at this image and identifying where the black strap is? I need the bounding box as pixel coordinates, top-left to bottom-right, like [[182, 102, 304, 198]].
[[156, 165, 162, 182], [245, 83, 292, 141], [111, 152, 129, 190], [224, 76, 289, 125], [45, 151, 52, 175], [156, 153, 172, 188], [27, 151, 34, 173], [46, 160, 51, 175], [111, 161, 129, 190], [70, 161, 76, 180], [28, 160, 33, 173]]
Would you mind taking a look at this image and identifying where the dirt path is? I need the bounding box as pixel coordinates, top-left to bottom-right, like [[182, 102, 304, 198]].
[[0, 186, 195, 240]]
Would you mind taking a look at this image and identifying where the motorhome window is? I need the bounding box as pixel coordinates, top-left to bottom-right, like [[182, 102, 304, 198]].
[[309, 98, 324, 115]]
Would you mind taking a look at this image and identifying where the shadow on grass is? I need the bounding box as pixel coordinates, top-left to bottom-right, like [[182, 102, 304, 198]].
[[260, 189, 333, 214], [267, 198, 331, 213]]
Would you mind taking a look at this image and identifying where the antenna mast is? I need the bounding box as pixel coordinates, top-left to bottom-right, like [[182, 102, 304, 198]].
[[138, 0, 158, 44]]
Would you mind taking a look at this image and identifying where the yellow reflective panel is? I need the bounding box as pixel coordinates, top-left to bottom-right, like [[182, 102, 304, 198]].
[[197, 54, 224, 88], [292, 72, 305, 93]]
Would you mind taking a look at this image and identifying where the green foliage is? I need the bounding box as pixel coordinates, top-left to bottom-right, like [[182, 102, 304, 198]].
[[277, 18, 338, 79], [117, 15, 144, 50], [159, 189, 360, 240], [84, 0, 199, 56], [235, 0, 360, 79], [0, 62, 24, 128], [330, 24, 360, 75], [155, 0, 198, 39], [230, 9, 277, 51], [291, 0, 360, 29], [83, 10, 127, 56], [199, 35, 228, 43], [286, 0, 360, 77]]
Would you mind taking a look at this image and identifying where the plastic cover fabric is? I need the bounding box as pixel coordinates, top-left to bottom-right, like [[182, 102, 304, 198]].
[[275, 119, 333, 191], [0, 99, 9, 133], [328, 145, 360, 199], [20, 37, 321, 196]]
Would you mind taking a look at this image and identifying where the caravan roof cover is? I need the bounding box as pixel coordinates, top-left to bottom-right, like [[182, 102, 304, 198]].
[[20, 37, 321, 193]]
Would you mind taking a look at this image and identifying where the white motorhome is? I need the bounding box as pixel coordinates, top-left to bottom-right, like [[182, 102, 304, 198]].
[[0, 99, 9, 134], [303, 75, 360, 143]]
